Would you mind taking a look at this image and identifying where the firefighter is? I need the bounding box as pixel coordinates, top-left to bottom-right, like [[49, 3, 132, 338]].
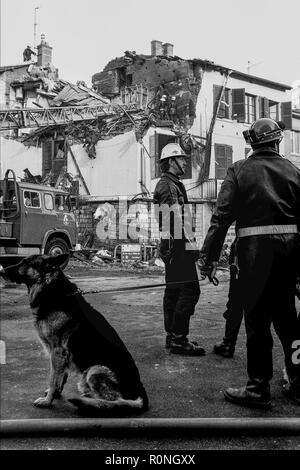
[[213, 238, 244, 358], [23, 45, 36, 62], [199, 118, 300, 408], [154, 143, 205, 356]]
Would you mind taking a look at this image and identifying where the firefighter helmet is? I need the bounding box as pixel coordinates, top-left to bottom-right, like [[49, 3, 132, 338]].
[[160, 143, 188, 161], [243, 118, 285, 146]]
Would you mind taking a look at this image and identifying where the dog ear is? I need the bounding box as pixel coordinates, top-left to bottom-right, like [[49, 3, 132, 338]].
[[44, 253, 69, 269]]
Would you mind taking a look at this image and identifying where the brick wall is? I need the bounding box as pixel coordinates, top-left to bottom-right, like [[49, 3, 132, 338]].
[[78, 199, 219, 250]]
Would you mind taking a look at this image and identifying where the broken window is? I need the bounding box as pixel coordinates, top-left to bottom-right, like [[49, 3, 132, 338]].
[[214, 144, 233, 179], [42, 139, 67, 184], [213, 85, 231, 119]]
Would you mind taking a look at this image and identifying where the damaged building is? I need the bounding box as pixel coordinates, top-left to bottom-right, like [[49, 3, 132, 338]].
[[0, 39, 298, 250]]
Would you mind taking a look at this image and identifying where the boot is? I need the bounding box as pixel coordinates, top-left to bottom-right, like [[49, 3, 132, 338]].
[[214, 339, 235, 358], [165, 333, 173, 349], [169, 335, 205, 356], [166, 335, 199, 350], [282, 382, 300, 406], [224, 386, 271, 409]]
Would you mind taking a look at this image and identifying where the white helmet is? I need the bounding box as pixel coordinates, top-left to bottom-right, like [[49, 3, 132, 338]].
[[160, 143, 188, 161]]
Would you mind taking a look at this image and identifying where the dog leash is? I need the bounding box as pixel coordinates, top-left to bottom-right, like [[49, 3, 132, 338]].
[[69, 253, 221, 296], [68, 273, 222, 297]]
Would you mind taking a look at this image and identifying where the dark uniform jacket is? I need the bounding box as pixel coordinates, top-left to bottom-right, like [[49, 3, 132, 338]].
[[153, 172, 197, 263], [201, 147, 300, 263]]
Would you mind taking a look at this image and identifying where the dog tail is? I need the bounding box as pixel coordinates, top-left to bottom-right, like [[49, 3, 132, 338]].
[[68, 396, 146, 415]]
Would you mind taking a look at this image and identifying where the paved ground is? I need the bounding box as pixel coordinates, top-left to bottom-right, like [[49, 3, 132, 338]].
[[1, 266, 299, 450]]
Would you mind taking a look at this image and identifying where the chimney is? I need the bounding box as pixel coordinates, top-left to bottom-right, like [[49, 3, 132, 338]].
[[162, 43, 174, 56], [151, 40, 163, 56], [37, 34, 52, 66]]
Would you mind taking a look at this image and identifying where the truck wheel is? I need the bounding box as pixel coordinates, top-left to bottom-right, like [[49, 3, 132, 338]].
[[44, 237, 70, 269]]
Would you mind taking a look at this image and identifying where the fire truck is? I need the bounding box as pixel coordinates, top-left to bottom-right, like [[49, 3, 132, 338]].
[[0, 169, 77, 267]]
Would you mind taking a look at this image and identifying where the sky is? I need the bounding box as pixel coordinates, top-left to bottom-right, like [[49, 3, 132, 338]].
[[1, 0, 300, 88]]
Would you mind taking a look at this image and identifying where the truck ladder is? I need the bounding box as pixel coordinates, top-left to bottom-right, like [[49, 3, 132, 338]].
[[0, 104, 139, 131]]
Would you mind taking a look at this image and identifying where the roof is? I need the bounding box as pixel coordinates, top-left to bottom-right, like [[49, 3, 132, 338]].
[[96, 53, 292, 92], [18, 181, 69, 194], [52, 83, 109, 107], [191, 58, 292, 91], [0, 64, 29, 73]]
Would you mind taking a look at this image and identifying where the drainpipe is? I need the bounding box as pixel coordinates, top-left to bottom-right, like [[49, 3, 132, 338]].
[[1, 418, 300, 437]]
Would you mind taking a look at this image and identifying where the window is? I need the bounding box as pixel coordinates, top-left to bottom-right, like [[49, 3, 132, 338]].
[[55, 195, 70, 212], [42, 140, 67, 184], [291, 131, 300, 154], [213, 85, 231, 120], [218, 88, 230, 119], [214, 144, 233, 179], [231, 89, 245, 122], [259, 97, 269, 118], [44, 193, 54, 210], [24, 191, 40, 208], [149, 132, 192, 180], [245, 94, 256, 123], [269, 100, 279, 120]]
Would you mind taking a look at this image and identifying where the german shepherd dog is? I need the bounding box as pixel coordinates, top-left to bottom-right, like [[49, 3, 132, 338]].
[[0, 254, 148, 415]]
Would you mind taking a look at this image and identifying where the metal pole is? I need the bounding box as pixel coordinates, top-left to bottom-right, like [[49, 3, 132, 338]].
[[1, 418, 300, 437], [34, 7, 39, 52]]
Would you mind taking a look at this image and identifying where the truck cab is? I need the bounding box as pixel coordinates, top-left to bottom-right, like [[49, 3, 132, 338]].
[[0, 169, 77, 266]]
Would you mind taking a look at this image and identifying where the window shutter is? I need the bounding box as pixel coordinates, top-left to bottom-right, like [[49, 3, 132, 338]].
[[281, 101, 292, 130], [259, 97, 269, 118], [226, 145, 233, 168], [149, 134, 157, 179], [232, 89, 245, 122], [215, 144, 227, 179], [42, 140, 54, 177]]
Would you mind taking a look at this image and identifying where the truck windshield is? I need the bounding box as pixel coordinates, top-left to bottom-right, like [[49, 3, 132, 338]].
[[55, 195, 70, 212]]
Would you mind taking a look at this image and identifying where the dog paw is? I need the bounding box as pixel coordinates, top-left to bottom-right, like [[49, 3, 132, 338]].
[[33, 397, 53, 408], [44, 389, 62, 399]]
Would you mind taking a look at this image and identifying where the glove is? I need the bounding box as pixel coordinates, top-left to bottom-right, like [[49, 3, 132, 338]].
[[198, 259, 218, 283]]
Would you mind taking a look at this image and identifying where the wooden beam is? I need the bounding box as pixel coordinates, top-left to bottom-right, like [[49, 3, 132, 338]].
[[66, 141, 90, 195]]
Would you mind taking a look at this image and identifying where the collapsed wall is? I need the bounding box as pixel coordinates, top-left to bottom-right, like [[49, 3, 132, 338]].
[[92, 50, 204, 131]]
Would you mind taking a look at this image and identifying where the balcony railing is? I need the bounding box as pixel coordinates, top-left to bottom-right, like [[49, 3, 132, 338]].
[[200, 179, 220, 199]]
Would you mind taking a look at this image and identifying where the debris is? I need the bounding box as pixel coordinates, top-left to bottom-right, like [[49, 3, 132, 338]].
[[96, 249, 113, 260], [154, 258, 165, 268]]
